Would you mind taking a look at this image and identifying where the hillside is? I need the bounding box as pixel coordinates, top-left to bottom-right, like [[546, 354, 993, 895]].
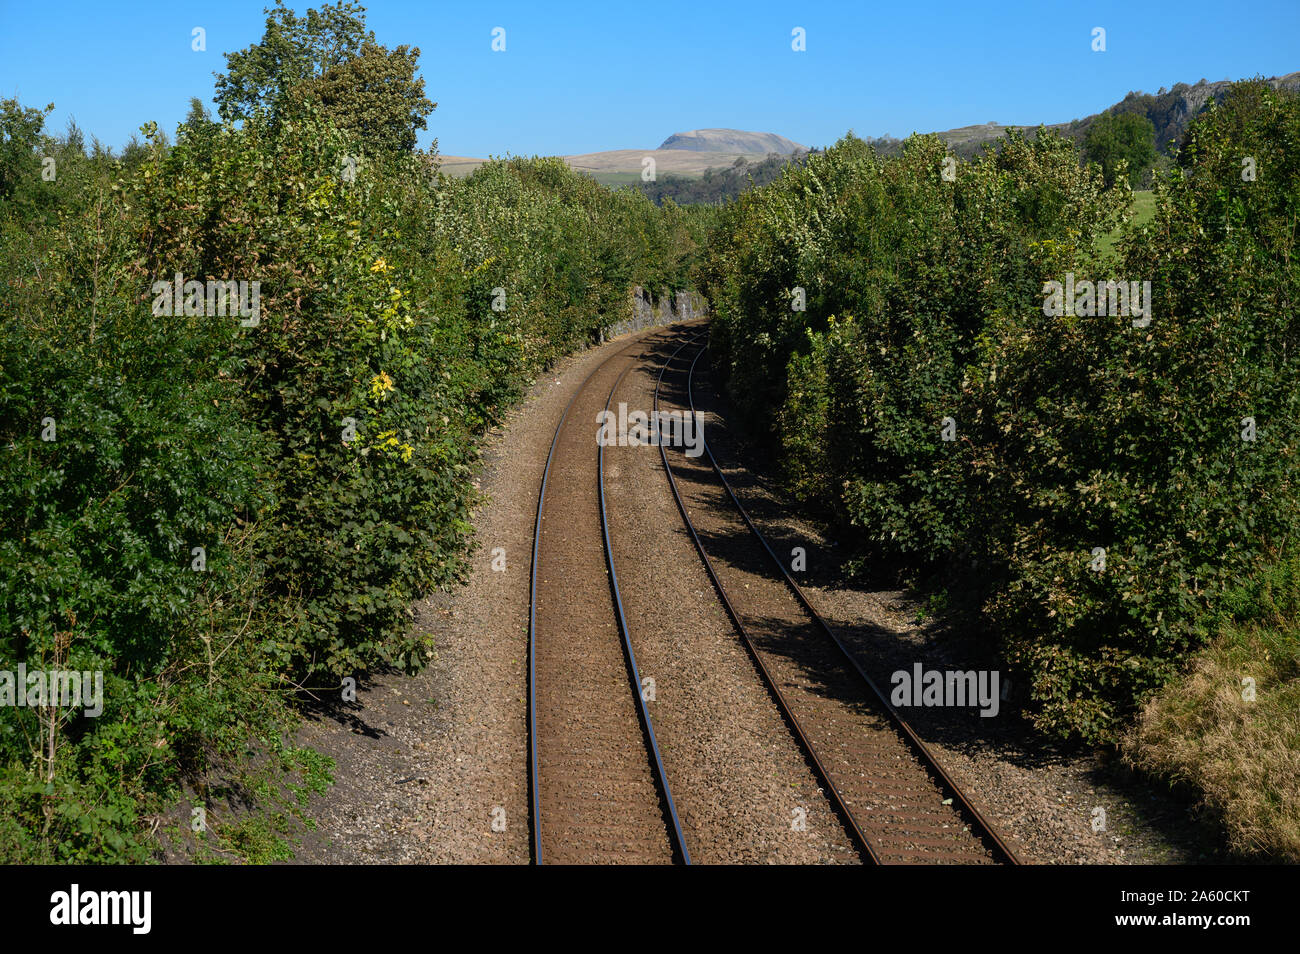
[[437, 71, 1300, 195], [638, 153, 813, 206], [562, 147, 774, 185], [924, 70, 1300, 158], [434, 128, 808, 184], [435, 145, 795, 185]]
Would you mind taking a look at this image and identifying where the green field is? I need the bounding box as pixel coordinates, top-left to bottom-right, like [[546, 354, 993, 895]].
[[1131, 188, 1157, 224], [1095, 189, 1155, 260]]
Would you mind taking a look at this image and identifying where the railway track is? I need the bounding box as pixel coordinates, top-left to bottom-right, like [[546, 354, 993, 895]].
[[527, 322, 1017, 864], [527, 327, 698, 865], [654, 332, 1021, 865]]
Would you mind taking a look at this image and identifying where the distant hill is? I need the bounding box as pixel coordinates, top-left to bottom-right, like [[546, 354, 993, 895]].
[[437, 143, 806, 186], [912, 70, 1300, 159], [636, 72, 1300, 205], [562, 147, 776, 184], [639, 153, 815, 207], [435, 71, 1300, 193], [434, 129, 809, 185], [658, 129, 807, 155]]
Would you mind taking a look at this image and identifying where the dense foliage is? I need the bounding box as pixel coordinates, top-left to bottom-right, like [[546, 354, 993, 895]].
[[703, 81, 1300, 744], [1082, 111, 1158, 187], [0, 82, 696, 860], [638, 152, 811, 207]]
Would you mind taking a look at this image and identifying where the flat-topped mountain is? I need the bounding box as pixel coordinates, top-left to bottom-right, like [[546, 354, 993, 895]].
[[658, 128, 807, 154]]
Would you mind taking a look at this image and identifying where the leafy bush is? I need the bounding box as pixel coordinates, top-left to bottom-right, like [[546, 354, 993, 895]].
[[703, 81, 1300, 744], [977, 82, 1300, 741], [705, 128, 1126, 564], [0, 143, 286, 861]]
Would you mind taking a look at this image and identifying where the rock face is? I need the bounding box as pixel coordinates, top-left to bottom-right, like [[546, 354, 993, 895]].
[[601, 287, 707, 342], [658, 129, 807, 154], [940, 71, 1300, 159], [1136, 72, 1300, 149]]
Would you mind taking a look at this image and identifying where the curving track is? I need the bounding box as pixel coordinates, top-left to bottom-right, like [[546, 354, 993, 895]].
[[527, 327, 698, 865], [526, 322, 1018, 865], [652, 333, 1021, 866]]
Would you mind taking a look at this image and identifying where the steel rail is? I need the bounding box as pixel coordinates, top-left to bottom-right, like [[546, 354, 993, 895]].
[[597, 340, 702, 865], [679, 337, 1022, 866], [528, 335, 651, 864], [527, 325, 697, 865], [652, 334, 884, 864]]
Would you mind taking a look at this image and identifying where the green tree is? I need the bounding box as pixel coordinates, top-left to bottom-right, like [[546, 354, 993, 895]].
[[183, 96, 215, 127], [1083, 111, 1157, 187], [287, 40, 435, 154], [213, 0, 373, 123], [214, 2, 433, 155], [0, 98, 52, 204]]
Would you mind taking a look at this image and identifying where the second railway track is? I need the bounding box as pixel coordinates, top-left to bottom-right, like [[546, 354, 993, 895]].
[[527, 321, 1018, 865], [654, 332, 1021, 866]]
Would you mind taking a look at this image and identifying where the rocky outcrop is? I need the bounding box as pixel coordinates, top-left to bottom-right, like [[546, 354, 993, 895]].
[[1127, 72, 1300, 150]]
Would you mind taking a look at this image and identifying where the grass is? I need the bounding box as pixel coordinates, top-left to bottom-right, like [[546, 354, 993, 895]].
[[165, 741, 334, 864], [585, 170, 647, 187], [582, 169, 709, 188], [1123, 556, 1300, 862], [1130, 188, 1157, 226], [1094, 189, 1155, 262]]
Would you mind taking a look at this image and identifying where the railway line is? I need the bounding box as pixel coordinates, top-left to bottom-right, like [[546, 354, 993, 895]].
[[527, 322, 1019, 865], [528, 327, 696, 864], [654, 335, 1019, 865]]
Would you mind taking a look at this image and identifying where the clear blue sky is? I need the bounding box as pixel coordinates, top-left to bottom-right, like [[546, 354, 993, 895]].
[[1, 0, 1296, 157]]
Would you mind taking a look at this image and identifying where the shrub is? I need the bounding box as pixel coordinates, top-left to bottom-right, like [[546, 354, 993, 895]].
[[0, 96, 700, 859], [703, 82, 1300, 744]]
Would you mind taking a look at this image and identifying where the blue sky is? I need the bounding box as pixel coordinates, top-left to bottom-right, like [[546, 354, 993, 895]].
[[1, 0, 1296, 157]]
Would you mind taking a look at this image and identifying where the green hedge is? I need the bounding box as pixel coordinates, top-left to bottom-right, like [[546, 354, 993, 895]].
[[703, 81, 1300, 744]]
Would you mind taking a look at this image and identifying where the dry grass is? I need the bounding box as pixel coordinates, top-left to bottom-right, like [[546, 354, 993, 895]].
[[1124, 619, 1300, 861]]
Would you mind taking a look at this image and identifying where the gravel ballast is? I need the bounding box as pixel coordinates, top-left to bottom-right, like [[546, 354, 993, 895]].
[[285, 325, 1225, 865]]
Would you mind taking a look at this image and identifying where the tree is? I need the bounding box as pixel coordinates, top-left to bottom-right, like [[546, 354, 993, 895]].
[[213, 0, 373, 123], [214, 1, 433, 155], [0, 98, 52, 203], [179, 97, 219, 142], [286, 41, 435, 154], [1083, 111, 1157, 187]]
